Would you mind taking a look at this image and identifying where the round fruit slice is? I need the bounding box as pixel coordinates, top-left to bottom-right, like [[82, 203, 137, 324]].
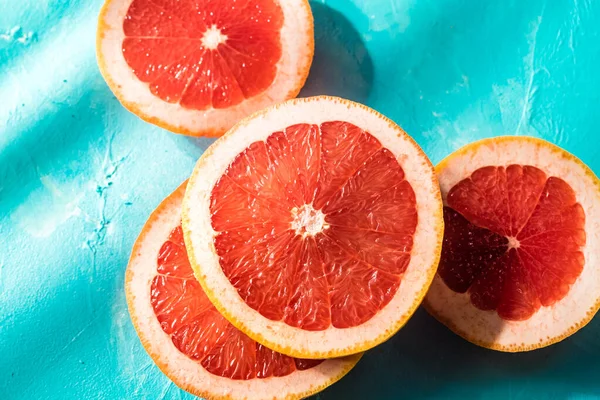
[[424, 136, 600, 352], [182, 96, 443, 358], [126, 182, 360, 400], [97, 0, 313, 137]]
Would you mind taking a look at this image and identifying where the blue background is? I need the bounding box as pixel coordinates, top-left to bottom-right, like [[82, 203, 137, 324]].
[[2, 0, 600, 398]]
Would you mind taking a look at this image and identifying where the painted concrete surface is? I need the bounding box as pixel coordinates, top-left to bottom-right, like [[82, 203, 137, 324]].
[[1, 0, 600, 398]]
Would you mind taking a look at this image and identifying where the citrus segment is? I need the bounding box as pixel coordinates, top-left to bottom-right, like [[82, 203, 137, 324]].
[[445, 165, 547, 236], [209, 121, 416, 331], [97, 0, 314, 136], [214, 229, 300, 322], [318, 234, 401, 328], [183, 96, 443, 358], [438, 207, 509, 294], [126, 182, 360, 399], [425, 136, 600, 352], [313, 121, 382, 209]]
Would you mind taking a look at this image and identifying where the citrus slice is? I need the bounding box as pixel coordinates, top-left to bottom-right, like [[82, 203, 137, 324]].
[[424, 136, 600, 352], [97, 0, 314, 137], [182, 96, 443, 358], [126, 182, 360, 399]]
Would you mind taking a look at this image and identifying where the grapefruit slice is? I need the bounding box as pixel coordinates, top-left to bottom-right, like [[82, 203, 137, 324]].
[[182, 96, 444, 358], [97, 0, 314, 137], [126, 182, 360, 399], [424, 136, 600, 352]]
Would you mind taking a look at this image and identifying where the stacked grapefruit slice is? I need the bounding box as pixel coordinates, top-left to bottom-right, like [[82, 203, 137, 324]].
[[424, 137, 600, 352], [182, 96, 444, 358], [127, 182, 360, 399], [126, 96, 444, 398], [97, 0, 314, 136]]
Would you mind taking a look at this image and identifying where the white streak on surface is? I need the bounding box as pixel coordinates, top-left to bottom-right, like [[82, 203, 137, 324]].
[[10, 174, 84, 238]]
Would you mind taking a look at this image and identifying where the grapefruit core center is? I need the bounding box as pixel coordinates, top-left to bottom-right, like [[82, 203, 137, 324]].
[[507, 236, 520, 249], [201, 25, 227, 50], [291, 205, 329, 237]]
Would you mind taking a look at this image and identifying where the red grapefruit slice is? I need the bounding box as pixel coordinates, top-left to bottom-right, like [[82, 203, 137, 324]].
[[126, 182, 360, 399], [424, 136, 600, 352], [97, 0, 314, 137], [182, 96, 444, 358]]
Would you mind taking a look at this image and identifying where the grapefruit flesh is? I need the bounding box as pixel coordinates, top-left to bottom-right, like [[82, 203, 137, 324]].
[[122, 0, 283, 110], [97, 0, 314, 136], [439, 165, 585, 321], [210, 121, 417, 330], [183, 96, 444, 358], [126, 182, 361, 399], [151, 224, 323, 380], [424, 136, 600, 352]]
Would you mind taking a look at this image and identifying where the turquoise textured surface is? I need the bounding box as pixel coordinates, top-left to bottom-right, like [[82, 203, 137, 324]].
[[2, 0, 600, 398]]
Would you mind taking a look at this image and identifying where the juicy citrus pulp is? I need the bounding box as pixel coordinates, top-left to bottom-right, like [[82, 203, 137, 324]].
[[211, 121, 417, 330], [183, 96, 443, 358], [126, 182, 361, 399], [424, 136, 600, 352], [122, 0, 283, 110], [97, 0, 314, 136], [440, 165, 585, 321], [152, 225, 323, 380]]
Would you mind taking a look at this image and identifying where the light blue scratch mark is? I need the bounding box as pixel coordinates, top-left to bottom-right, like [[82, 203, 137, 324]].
[[59, 314, 101, 353], [84, 131, 130, 314], [516, 5, 545, 135], [85, 135, 129, 264], [157, 381, 179, 400]]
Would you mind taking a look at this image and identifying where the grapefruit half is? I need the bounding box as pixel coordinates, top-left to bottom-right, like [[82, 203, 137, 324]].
[[126, 182, 360, 399], [182, 96, 444, 358], [424, 136, 600, 352], [97, 0, 314, 137]]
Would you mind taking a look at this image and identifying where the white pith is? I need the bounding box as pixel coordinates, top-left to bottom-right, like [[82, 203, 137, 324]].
[[202, 25, 227, 50], [97, 0, 313, 135], [425, 137, 600, 350], [507, 236, 520, 249], [182, 97, 443, 358], [126, 183, 359, 399], [291, 204, 328, 237]]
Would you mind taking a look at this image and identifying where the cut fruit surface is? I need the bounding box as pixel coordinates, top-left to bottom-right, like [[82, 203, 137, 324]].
[[183, 96, 443, 358], [153, 224, 327, 379], [97, 0, 313, 136], [424, 136, 600, 352], [126, 182, 360, 399]]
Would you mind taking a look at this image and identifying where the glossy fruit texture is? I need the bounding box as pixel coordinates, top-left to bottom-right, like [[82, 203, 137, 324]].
[[151, 225, 322, 380], [210, 121, 418, 330], [439, 165, 585, 321], [122, 0, 283, 109]]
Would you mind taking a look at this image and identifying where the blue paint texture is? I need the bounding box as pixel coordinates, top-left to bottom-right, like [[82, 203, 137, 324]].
[[1, 0, 600, 398]]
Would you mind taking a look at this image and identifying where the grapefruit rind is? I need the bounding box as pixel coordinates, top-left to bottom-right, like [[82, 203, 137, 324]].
[[423, 136, 600, 352], [182, 96, 444, 359], [96, 0, 314, 137], [126, 182, 361, 400]]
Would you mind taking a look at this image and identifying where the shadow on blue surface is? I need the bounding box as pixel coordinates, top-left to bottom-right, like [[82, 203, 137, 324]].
[[1, 84, 108, 214], [299, 1, 373, 103], [315, 308, 600, 399]]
